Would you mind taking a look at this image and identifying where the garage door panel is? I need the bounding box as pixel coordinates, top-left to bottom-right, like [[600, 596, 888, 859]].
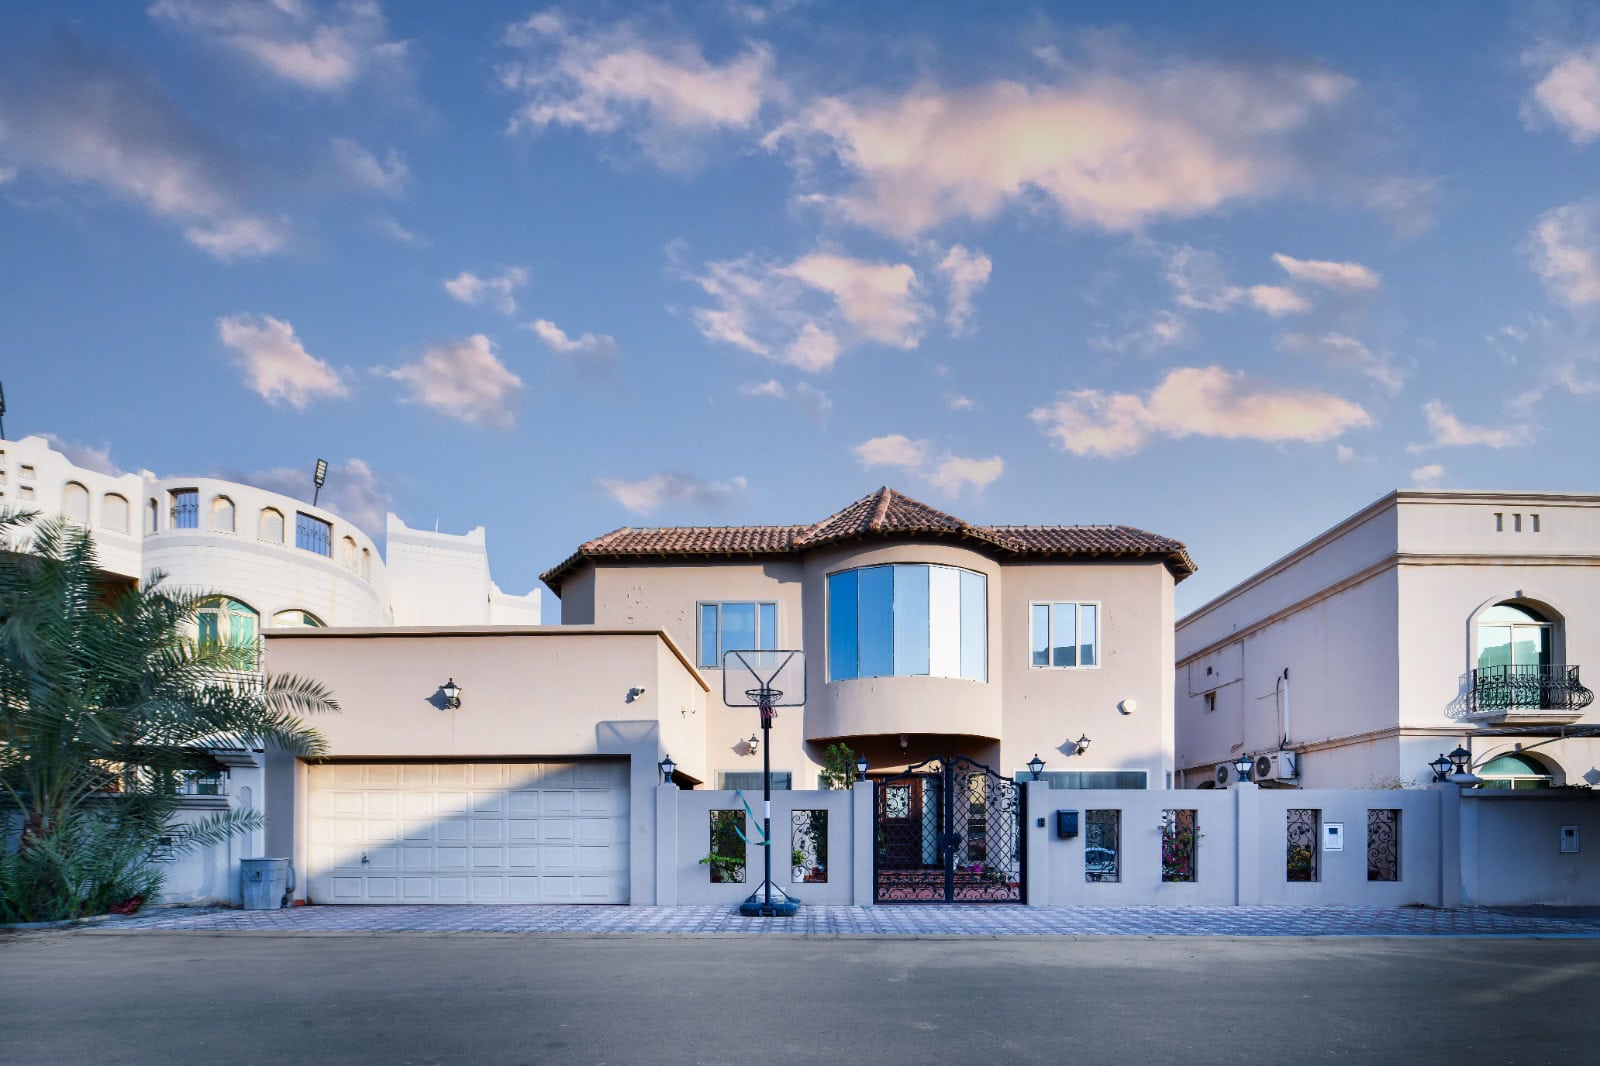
[[309, 760, 629, 905]]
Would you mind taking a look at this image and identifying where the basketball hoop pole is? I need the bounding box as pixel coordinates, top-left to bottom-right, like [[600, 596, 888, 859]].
[[759, 690, 774, 912], [728, 650, 801, 917]]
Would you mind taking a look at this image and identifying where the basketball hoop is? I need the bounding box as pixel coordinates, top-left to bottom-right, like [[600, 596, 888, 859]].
[[723, 650, 805, 917]]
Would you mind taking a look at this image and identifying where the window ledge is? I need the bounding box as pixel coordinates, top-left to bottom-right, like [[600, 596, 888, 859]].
[[1461, 708, 1585, 726]]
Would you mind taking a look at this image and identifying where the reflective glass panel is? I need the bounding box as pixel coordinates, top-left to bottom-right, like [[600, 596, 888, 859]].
[[1476, 625, 1512, 672], [1031, 604, 1050, 667], [698, 604, 719, 668], [1511, 625, 1550, 668], [960, 569, 986, 681], [893, 564, 931, 675], [720, 603, 756, 663], [928, 565, 962, 677], [1078, 604, 1098, 667], [758, 603, 777, 650], [1051, 603, 1077, 667], [857, 566, 894, 678], [827, 570, 858, 681]]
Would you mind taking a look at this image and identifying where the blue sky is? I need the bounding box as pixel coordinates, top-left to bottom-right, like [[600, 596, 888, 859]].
[[3, 1, 1599, 617]]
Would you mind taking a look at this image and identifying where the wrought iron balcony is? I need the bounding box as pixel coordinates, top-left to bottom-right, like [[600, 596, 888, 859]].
[[1468, 664, 1594, 719]]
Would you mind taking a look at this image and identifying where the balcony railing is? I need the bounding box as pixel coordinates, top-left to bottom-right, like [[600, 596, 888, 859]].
[[1468, 664, 1594, 716]]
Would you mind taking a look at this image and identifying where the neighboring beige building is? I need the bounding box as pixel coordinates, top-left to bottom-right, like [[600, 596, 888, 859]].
[[542, 487, 1194, 790], [1176, 491, 1599, 790]]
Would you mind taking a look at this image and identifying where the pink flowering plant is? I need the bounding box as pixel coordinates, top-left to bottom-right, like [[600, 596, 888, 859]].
[[1160, 810, 1199, 883]]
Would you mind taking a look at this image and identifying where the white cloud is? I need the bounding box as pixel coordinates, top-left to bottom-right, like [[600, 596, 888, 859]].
[[41, 435, 122, 476], [946, 393, 977, 412], [737, 379, 831, 423], [1334, 444, 1373, 464], [218, 313, 347, 409], [1270, 253, 1380, 291], [1411, 463, 1446, 485], [598, 472, 748, 514], [853, 433, 1002, 495], [331, 137, 408, 196], [382, 335, 522, 429], [1247, 285, 1311, 316], [765, 56, 1354, 237], [372, 215, 426, 246], [1091, 310, 1190, 354], [444, 267, 528, 315], [936, 244, 993, 334], [525, 318, 619, 363], [1364, 176, 1437, 238], [149, 0, 411, 93], [224, 457, 389, 538], [687, 249, 928, 371], [1278, 332, 1405, 393], [500, 11, 776, 170], [1409, 400, 1531, 451], [0, 34, 287, 261], [1528, 199, 1600, 307], [1524, 41, 1600, 144], [1030, 366, 1371, 458]]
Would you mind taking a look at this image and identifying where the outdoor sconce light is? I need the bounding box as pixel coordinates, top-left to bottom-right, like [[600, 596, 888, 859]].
[[658, 754, 676, 785], [440, 678, 461, 709], [1232, 752, 1254, 781], [1430, 754, 1454, 783], [1028, 754, 1046, 781], [746, 733, 760, 756], [1448, 746, 1471, 776], [855, 752, 869, 781], [1072, 734, 1092, 757], [626, 686, 647, 703], [899, 734, 909, 752]]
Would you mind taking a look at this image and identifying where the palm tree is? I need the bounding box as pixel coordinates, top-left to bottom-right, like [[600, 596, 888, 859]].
[[0, 510, 338, 921]]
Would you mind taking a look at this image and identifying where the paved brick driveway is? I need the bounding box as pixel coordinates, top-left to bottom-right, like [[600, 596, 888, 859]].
[[101, 903, 1600, 936]]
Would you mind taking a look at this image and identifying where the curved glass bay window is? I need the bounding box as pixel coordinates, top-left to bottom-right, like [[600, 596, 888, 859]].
[[827, 564, 986, 682]]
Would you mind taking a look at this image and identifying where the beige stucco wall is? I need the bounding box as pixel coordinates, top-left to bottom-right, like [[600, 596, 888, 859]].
[[557, 540, 1176, 788], [262, 627, 710, 904]]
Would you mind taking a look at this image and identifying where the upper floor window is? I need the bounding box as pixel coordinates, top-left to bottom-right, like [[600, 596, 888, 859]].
[[101, 493, 129, 533], [210, 495, 235, 533], [62, 481, 90, 525], [340, 535, 358, 569], [1477, 603, 1552, 673], [827, 564, 987, 683], [196, 596, 258, 670], [1031, 602, 1099, 668], [271, 609, 324, 628], [259, 507, 285, 543], [295, 512, 331, 556], [698, 601, 777, 669], [170, 489, 199, 529]]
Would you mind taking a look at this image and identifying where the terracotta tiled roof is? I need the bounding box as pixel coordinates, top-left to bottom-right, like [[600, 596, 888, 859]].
[[541, 487, 1195, 591]]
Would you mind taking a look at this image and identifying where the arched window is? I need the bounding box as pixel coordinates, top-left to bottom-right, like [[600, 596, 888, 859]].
[[258, 508, 285, 543], [147, 498, 160, 533], [210, 495, 236, 533], [1478, 752, 1553, 790], [360, 547, 372, 580], [102, 493, 129, 533], [270, 609, 324, 628], [341, 535, 358, 569], [1477, 603, 1553, 674], [195, 596, 260, 670], [62, 482, 90, 525]]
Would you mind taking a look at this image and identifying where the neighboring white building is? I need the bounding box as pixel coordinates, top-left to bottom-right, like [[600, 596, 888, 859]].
[[0, 434, 539, 632], [1176, 490, 1599, 791]]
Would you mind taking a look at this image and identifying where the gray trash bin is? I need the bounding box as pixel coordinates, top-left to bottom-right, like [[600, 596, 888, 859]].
[[240, 857, 293, 910]]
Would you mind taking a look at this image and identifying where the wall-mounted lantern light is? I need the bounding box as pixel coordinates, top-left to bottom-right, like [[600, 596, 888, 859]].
[[1027, 754, 1045, 781], [1232, 752, 1254, 781], [1448, 746, 1471, 776], [855, 752, 869, 781], [746, 732, 760, 756], [659, 754, 677, 785], [1072, 734, 1092, 757], [1429, 754, 1453, 782], [441, 678, 461, 709]]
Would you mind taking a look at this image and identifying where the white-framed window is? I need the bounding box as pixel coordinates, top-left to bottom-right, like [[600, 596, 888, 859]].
[[716, 771, 793, 791], [195, 596, 259, 670], [1030, 601, 1099, 668], [697, 601, 777, 669], [827, 564, 987, 682]]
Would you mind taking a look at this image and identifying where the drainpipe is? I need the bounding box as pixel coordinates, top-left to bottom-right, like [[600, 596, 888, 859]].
[[1278, 668, 1291, 749]]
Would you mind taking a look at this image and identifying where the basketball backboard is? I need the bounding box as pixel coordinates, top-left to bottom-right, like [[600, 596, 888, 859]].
[[722, 649, 806, 707]]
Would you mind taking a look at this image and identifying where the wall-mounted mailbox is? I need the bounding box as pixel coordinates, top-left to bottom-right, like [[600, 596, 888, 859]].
[[1561, 825, 1580, 854], [1324, 822, 1344, 852], [1056, 810, 1079, 839]]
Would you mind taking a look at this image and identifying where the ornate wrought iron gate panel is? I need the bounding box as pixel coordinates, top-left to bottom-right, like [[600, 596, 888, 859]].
[[874, 756, 1025, 903]]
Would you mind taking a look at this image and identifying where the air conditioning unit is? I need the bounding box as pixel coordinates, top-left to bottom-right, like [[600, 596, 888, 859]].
[[1215, 762, 1249, 787], [1254, 751, 1299, 783]]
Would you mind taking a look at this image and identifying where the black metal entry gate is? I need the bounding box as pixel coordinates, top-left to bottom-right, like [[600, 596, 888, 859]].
[[874, 755, 1025, 903]]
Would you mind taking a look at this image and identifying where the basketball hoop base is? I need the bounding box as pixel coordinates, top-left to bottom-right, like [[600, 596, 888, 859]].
[[739, 884, 800, 917]]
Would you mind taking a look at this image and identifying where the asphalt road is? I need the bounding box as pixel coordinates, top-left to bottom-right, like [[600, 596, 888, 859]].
[[3, 931, 1597, 1065]]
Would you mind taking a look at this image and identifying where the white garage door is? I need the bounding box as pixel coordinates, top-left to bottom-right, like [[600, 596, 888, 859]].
[[307, 761, 629, 904]]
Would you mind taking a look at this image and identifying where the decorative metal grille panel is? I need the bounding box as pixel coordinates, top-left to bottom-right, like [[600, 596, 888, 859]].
[[1161, 809, 1198, 883], [1286, 808, 1319, 882], [874, 756, 1024, 903], [791, 809, 828, 883], [1367, 809, 1399, 882], [1085, 809, 1120, 883]]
